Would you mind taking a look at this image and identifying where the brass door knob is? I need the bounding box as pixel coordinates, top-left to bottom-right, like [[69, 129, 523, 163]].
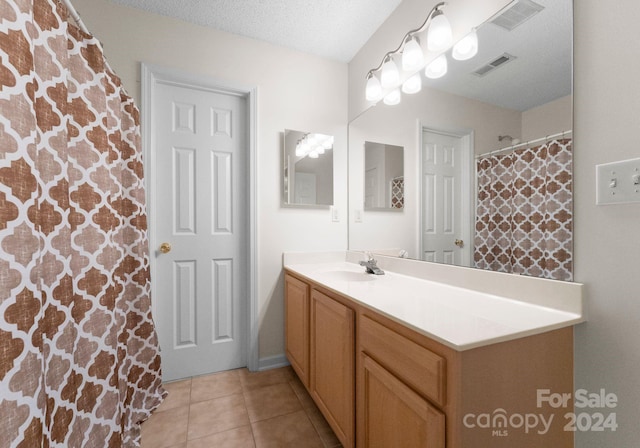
[[454, 239, 464, 248], [159, 242, 172, 254]]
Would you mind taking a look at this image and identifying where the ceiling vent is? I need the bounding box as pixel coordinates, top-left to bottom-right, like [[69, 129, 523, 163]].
[[472, 53, 517, 77], [489, 0, 545, 31]]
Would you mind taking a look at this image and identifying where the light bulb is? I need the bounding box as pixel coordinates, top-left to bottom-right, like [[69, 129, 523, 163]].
[[425, 54, 447, 79], [381, 58, 400, 88], [427, 10, 453, 52], [402, 73, 422, 94], [452, 30, 478, 61], [308, 150, 319, 159], [365, 74, 382, 102], [316, 145, 325, 155], [402, 37, 425, 71], [383, 88, 401, 106], [295, 145, 305, 157]]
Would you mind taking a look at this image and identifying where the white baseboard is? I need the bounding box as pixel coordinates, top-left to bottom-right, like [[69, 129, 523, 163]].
[[257, 354, 289, 371]]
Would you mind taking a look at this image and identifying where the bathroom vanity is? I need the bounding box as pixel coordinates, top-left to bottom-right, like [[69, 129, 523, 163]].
[[283, 252, 584, 448]]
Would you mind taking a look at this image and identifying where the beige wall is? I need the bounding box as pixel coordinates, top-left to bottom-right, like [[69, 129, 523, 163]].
[[72, 0, 348, 365], [522, 94, 573, 141], [574, 0, 640, 446]]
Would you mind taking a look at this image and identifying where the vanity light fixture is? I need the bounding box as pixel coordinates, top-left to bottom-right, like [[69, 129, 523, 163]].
[[380, 57, 400, 88], [426, 8, 453, 51], [295, 133, 334, 159], [365, 73, 383, 101], [365, 2, 477, 106], [402, 37, 425, 71]]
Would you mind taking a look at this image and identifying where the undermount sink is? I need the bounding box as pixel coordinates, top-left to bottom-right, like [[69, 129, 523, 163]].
[[317, 270, 376, 282]]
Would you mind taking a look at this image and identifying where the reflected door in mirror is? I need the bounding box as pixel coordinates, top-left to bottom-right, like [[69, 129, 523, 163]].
[[422, 130, 473, 266]]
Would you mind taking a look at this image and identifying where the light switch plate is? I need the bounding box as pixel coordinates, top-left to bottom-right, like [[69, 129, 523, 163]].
[[596, 158, 640, 205], [330, 206, 339, 222]]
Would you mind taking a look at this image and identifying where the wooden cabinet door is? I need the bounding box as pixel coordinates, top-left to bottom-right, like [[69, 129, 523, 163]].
[[285, 274, 310, 387], [359, 354, 445, 448], [311, 289, 355, 448]]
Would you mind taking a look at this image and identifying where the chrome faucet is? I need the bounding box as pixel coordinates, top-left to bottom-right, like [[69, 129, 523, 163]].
[[359, 253, 385, 275]]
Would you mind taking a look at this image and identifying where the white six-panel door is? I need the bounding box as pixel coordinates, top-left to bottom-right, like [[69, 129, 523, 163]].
[[422, 130, 471, 266], [152, 81, 248, 381]]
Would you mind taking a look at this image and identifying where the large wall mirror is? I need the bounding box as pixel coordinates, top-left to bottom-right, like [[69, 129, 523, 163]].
[[283, 129, 334, 207], [348, 0, 573, 281]]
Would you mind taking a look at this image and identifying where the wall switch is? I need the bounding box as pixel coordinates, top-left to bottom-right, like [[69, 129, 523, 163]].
[[330, 206, 339, 222], [354, 209, 363, 223], [596, 158, 640, 205]]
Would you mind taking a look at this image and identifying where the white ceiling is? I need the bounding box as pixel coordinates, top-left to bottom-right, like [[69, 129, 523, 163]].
[[107, 0, 403, 62], [106, 0, 571, 112]]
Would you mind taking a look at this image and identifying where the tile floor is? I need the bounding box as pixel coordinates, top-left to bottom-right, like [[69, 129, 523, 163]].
[[141, 366, 343, 448]]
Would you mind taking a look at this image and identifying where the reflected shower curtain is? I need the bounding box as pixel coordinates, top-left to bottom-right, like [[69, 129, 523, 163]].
[[0, 0, 165, 446], [473, 138, 573, 281]]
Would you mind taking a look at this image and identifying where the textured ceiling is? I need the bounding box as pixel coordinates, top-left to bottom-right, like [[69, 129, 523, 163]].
[[105, 0, 571, 112], [106, 0, 403, 62]]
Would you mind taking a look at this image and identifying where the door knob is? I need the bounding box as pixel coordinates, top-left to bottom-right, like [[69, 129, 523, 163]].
[[454, 239, 464, 248], [159, 242, 172, 254]]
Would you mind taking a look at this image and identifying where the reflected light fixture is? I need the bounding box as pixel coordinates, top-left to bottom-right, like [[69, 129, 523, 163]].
[[295, 133, 334, 159], [365, 1, 474, 106], [452, 29, 479, 60], [425, 54, 448, 79], [383, 88, 401, 106], [402, 73, 422, 94]]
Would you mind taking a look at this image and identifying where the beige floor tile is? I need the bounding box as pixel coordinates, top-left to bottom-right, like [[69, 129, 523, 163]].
[[305, 405, 343, 448], [288, 376, 315, 410], [239, 366, 295, 391], [155, 379, 192, 413], [141, 405, 189, 448], [187, 425, 255, 448], [190, 369, 242, 403], [252, 410, 324, 448], [187, 393, 250, 440], [243, 382, 302, 423]]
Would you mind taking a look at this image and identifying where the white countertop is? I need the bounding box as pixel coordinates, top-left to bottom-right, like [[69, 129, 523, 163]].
[[284, 256, 584, 351]]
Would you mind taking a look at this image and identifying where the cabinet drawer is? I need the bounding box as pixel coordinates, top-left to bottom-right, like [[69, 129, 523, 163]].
[[359, 314, 446, 407]]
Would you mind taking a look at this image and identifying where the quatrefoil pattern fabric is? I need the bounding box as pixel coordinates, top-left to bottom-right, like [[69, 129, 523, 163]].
[[0, 0, 165, 446], [473, 139, 573, 281]]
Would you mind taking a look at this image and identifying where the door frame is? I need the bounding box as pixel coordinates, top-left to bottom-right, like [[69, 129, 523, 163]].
[[418, 124, 474, 267], [141, 63, 259, 372]]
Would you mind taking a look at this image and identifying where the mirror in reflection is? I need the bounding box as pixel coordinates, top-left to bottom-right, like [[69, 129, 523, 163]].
[[364, 141, 404, 211], [348, 0, 573, 281], [283, 129, 334, 207]]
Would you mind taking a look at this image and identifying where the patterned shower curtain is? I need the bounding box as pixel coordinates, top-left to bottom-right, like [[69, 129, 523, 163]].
[[473, 138, 573, 281], [0, 0, 165, 446]]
